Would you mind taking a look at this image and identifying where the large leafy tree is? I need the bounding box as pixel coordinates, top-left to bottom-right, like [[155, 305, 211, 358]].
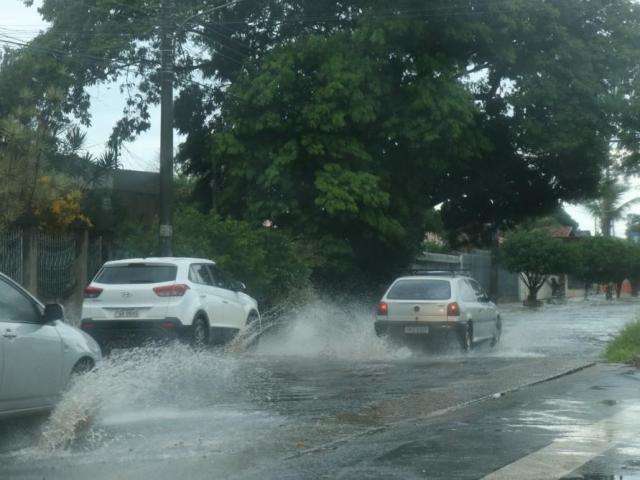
[[209, 31, 483, 284], [200, 1, 640, 284]]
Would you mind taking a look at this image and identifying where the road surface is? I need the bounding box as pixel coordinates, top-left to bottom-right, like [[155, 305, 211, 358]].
[[1, 297, 638, 479]]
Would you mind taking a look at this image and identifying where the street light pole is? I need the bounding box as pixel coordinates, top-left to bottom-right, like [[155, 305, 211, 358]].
[[159, 0, 174, 256]]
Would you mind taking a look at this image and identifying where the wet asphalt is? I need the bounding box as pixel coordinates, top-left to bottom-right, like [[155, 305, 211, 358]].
[[0, 297, 639, 479]]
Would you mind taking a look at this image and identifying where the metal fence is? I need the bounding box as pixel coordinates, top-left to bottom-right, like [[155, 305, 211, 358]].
[[0, 228, 23, 284], [0, 228, 106, 305], [36, 231, 77, 300]]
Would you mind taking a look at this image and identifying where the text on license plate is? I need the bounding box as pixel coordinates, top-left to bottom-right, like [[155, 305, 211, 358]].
[[114, 309, 139, 318], [404, 326, 429, 334]]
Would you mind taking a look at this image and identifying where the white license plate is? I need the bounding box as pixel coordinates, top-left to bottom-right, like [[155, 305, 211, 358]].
[[404, 326, 429, 334], [114, 309, 139, 318]]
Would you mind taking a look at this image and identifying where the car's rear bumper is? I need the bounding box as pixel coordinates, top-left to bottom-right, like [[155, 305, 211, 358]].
[[80, 318, 189, 349], [374, 320, 464, 338]]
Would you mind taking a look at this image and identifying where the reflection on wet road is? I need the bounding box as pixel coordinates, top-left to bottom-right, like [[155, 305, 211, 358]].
[[0, 298, 638, 479]]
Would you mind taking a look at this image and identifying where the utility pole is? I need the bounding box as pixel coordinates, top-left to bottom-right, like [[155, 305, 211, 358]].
[[159, 0, 174, 256]]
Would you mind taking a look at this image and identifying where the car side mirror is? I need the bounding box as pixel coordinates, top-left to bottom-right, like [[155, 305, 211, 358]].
[[43, 303, 64, 322], [233, 281, 246, 292]]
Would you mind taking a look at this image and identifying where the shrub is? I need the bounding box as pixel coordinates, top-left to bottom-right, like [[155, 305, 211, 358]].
[[112, 206, 312, 308]]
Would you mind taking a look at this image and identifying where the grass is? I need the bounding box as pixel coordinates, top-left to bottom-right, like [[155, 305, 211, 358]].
[[605, 320, 640, 364]]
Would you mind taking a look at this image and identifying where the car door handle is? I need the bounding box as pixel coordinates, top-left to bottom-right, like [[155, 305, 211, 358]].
[[222, 300, 229, 304], [2, 330, 17, 339], [199, 294, 207, 299]]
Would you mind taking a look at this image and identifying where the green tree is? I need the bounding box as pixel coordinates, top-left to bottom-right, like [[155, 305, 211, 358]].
[[569, 237, 637, 299], [501, 230, 570, 306], [0, 37, 116, 230], [198, 1, 640, 286], [209, 31, 481, 287], [584, 175, 640, 237]]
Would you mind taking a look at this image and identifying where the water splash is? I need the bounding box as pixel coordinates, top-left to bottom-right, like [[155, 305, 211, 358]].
[[252, 299, 411, 361], [38, 344, 245, 452]]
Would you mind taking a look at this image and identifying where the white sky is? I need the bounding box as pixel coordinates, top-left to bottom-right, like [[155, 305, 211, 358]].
[[3, 0, 639, 235]]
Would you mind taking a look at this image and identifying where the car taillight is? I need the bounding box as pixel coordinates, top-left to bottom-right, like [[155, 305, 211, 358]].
[[161, 321, 176, 329], [447, 302, 460, 317], [84, 286, 103, 298], [153, 284, 190, 297], [377, 302, 388, 316]]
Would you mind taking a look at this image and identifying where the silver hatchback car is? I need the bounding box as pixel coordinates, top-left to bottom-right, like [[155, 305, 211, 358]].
[[0, 272, 102, 418], [374, 272, 501, 350]]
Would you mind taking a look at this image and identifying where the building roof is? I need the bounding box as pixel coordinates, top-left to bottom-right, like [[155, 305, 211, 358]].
[[112, 169, 159, 196]]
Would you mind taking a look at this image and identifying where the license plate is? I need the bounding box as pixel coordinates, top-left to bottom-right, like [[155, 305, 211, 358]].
[[405, 326, 429, 334], [114, 308, 139, 318]]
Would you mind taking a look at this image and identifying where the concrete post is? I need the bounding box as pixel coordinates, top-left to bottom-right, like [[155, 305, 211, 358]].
[[73, 229, 89, 320]]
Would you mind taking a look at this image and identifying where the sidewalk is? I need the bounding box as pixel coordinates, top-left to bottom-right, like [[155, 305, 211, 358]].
[[255, 363, 640, 479]]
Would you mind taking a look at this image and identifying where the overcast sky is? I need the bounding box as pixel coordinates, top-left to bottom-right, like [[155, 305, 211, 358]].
[[3, 0, 639, 235]]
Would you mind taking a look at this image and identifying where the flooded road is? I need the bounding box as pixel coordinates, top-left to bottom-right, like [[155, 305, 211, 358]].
[[0, 298, 638, 479]]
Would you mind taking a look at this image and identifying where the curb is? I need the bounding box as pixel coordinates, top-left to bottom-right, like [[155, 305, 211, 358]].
[[286, 361, 598, 459]]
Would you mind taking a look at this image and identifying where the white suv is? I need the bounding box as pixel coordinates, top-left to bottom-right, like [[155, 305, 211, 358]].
[[80, 258, 260, 350], [374, 273, 501, 350]]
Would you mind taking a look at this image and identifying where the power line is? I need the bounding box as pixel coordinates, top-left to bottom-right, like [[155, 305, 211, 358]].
[[177, 0, 244, 31], [0, 32, 160, 70], [0, 0, 562, 35]]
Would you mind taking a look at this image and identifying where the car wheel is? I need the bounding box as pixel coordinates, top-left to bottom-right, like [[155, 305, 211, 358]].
[[191, 316, 210, 348], [460, 323, 473, 352], [239, 311, 261, 349], [71, 357, 94, 376], [246, 311, 260, 329], [491, 316, 502, 347]]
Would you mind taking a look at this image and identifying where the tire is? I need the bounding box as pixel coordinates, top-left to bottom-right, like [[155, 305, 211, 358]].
[[491, 316, 502, 347], [243, 311, 261, 347], [71, 357, 94, 376], [246, 311, 260, 328], [191, 316, 210, 348], [460, 323, 473, 352]]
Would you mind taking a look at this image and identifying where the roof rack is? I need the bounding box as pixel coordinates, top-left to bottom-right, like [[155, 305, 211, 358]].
[[407, 269, 472, 277]]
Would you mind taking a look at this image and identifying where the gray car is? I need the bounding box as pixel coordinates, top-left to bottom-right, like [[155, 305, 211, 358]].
[[0, 272, 102, 418], [374, 273, 501, 350]]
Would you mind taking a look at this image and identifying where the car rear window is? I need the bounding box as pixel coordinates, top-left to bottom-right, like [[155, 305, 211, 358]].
[[386, 279, 451, 300], [95, 264, 177, 284]]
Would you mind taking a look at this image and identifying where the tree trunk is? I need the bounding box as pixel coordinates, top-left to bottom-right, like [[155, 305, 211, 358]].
[[605, 284, 613, 300], [615, 282, 622, 299], [524, 287, 542, 308]]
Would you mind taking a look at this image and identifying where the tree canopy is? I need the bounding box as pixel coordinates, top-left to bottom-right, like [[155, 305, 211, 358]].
[[569, 236, 638, 287]]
